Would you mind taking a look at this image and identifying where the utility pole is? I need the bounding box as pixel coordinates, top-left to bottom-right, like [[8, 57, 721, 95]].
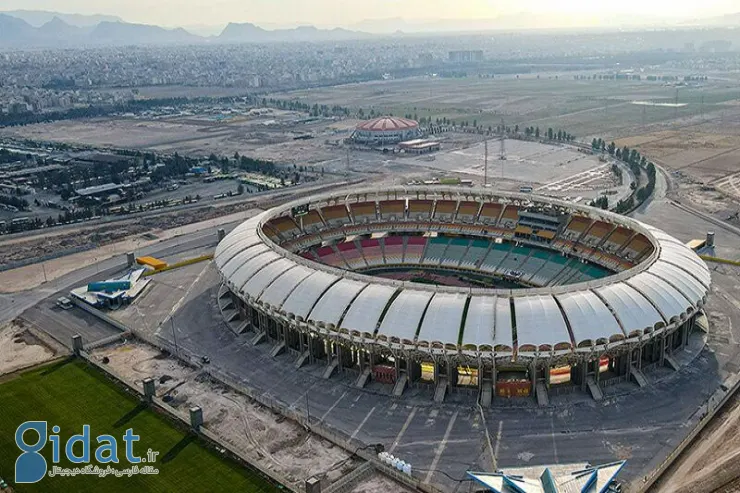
[[345, 147, 350, 177], [41, 262, 48, 284], [500, 118, 507, 180], [484, 138, 488, 187], [170, 317, 179, 357]]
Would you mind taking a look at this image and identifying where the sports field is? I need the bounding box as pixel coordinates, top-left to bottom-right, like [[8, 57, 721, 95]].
[[0, 359, 281, 492]]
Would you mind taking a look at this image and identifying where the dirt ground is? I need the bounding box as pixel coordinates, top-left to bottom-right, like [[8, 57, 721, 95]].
[[0, 319, 57, 375], [91, 341, 375, 491], [653, 393, 740, 493], [351, 472, 415, 493]]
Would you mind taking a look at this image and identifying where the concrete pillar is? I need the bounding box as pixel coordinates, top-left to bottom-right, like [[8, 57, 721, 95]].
[[143, 378, 155, 402], [594, 358, 600, 384], [72, 334, 83, 355], [683, 320, 690, 347], [306, 477, 322, 493], [659, 334, 666, 366], [189, 406, 204, 429], [217, 228, 226, 242], [126, 252, 135, 267], [580, 363, 588, 391]]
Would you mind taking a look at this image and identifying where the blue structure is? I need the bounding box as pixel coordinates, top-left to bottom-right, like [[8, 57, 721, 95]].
[[468, 461, 625, 493], [87, 280, 131, 293]]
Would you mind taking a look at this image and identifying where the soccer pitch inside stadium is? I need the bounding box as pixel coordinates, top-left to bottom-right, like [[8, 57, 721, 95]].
[[0, 360, 279, 492]]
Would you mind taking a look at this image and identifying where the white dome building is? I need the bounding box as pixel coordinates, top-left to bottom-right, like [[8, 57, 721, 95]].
[[351, 116, 421, 145]]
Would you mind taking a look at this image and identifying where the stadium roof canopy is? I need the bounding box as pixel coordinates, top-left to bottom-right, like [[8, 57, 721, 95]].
[[215, 187, 711, 356]]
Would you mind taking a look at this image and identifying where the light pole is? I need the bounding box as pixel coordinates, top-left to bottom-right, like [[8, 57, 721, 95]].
[[171, 316, 179, 357]]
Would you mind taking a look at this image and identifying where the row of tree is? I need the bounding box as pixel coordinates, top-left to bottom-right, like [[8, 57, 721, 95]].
[[591, 138, 658, 214], [0, 194, 29, 210]]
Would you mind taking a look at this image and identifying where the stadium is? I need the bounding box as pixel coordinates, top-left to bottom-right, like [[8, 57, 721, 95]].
[[350, 116, 421, 145], [214, 186, 710, 403]]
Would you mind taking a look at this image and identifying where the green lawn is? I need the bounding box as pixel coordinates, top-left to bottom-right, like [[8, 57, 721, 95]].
[[0, 359, 281, 492]]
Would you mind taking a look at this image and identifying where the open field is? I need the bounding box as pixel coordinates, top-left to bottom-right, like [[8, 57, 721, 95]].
[[271, 75, 740, 138], [0, 110, 350, 165], [0, 359, 279, 492]]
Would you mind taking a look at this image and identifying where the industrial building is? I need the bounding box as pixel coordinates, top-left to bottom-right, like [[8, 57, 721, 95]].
[[350, 116, 421, 145], [71, 269, 150, 309], [214, 187, 710, 405]]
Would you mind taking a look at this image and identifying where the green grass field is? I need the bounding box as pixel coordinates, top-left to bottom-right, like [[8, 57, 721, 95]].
[[0, 359, 281, 492]]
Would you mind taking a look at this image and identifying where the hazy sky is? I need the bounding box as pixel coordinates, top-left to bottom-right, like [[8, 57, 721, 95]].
[[2, 0, 738, 28]]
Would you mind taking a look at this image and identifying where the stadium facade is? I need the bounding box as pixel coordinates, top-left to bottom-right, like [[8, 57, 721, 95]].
[[214, 187, 710, 403], [350, 116, 421, 145]]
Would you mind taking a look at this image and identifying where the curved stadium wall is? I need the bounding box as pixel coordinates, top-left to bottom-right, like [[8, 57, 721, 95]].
[[214, 187, 710, 399]]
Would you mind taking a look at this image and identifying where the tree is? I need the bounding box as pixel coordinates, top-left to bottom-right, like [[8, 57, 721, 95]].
[[514, 124, 519, 133], [547, 128, 554, 140], [237, 183, 244, 195], [535, 127, 540, 138], [607, 142, 616, 155]]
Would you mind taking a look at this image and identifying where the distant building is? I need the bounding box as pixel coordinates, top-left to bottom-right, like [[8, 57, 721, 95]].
[[399, 139, 440, 155], [449, 50, 484, 63], [351, 116, 421, 145]]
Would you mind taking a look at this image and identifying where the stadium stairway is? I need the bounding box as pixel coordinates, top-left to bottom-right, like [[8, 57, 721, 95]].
[[586, 376, 604, 401], [355, 367, 371, 388], [630, 365, 648, 387], [434, 376, 448, 403], [251, 331, 266, 346], [536, 381, 550, 407], [234, 321, 250, 334], [323, 357, 339, 379], [294, 350, 310, 369], [393, 372, 408, 397], [664, 354, 680, 371], [479, 379, 492, 408], [269, 341, 285, 358]]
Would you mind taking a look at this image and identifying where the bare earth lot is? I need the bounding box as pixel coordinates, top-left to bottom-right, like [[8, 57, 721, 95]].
[[92, 341, 411, 493], [0, 319, 58, 375]]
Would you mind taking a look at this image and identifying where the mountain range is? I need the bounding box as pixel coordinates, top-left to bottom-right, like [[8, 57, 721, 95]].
[[0, 11, 371, 48], [1, 9, 740, 49]]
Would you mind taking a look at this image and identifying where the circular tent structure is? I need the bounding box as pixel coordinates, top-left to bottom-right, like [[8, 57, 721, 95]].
[[214, 186, 710, 402], [351, 116, 421, 145]]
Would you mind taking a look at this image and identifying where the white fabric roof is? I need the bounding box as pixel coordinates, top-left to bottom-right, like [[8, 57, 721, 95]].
[[514, 296, 570, 348], [231, 251, 282, 292], [281, 271, 340, 319], [462, 296, 496, 348], [556, 291, 621, 343], [220, 244, 270, 279], [493, 297, 514, 349], [378, 290, 434, 342], [308, 279, 368, 327], [649, 261, 707, 307], [241, 258, 296, 300], [627, 273, 691, 323], [595, 283, 663, 334], [417, 293, 467, 345], [258, 265, 314, 310], [340, 284, 397, 334]]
